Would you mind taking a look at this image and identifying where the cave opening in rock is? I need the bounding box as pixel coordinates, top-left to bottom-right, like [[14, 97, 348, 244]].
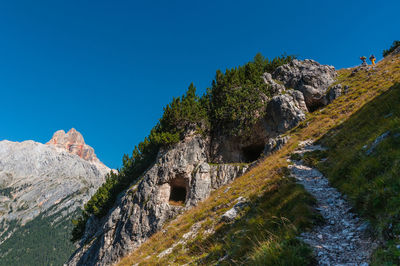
[[168, 177, 188, 205], [308, 103, 325, 113], [242, 144, 265, 163], [169, 186, 187, 203]]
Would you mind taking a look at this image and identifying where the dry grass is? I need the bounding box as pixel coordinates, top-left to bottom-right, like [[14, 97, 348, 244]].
[[117, 53, 400, 265]]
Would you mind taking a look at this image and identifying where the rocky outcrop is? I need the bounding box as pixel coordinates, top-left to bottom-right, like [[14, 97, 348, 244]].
[[262, 72, 285, 94], [273, 59, 338, 110], [47, 128, 102, 164], [392, 46, 400, 56], [68, 59, 344, 265], [324, 84, 343, 104], [210, 122, 269, 164], [210, 88, 308, 164], [210, 59, 341, 163], [0, 137, 110, 245], [263, 135, 290, 156], [221, 196, 247, 222], [265, 89, 308, 133], [67, 133, 247, 266]]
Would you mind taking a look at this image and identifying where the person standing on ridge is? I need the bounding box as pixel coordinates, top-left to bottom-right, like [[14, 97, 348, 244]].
[[360, 56, 367, 66], [369, 54, 376, 65]]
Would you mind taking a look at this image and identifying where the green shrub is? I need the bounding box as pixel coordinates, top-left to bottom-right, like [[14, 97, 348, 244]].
[[152, 82, 209, 146], [208, 53, 295, 137], [383, 40, 400, 57], [71, 212, 89, 242]]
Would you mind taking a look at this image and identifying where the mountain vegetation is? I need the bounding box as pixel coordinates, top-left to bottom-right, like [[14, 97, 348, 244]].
[[71, 53, 295, 241], [69, 41, 400, 265], [0, 209, 78, 266], [208, 54, 295, 136], [383, 40, 400, 57], [114, 45, 400, 264], [0, 132, 109, 266]]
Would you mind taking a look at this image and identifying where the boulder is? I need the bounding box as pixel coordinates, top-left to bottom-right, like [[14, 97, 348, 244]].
[[221, 197, 247, 222], [265, 89, 308, 133], [262, 72, 285, 94], [264, 136, 290, 156], [324, 84, 343, 104], [272, 59, 337, 110]]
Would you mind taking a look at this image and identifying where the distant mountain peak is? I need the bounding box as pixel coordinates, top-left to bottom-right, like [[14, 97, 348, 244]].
[[46, 128, 100, 163]]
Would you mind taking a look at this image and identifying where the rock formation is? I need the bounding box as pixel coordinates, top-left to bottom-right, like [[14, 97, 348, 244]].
[[67, 59, 343, 265], [47, 128, 101, 164], [273, 59, 338, 110], [0, 129, 110, 251], [210, 59, 340, 163], [265, 89, 308, 133], [68, 131, 247, 265], [392, 46, 400, 56]]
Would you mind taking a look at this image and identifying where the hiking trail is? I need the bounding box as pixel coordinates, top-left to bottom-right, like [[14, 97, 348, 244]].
[[289, 140, 378, 265]]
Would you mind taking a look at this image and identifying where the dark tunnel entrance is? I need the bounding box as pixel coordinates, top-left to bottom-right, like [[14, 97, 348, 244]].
[[169, 186, 187, 203], [242, 144, 265, 163], [169, 177, 188, 205]]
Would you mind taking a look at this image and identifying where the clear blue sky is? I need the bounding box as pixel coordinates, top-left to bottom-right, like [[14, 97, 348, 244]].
[[0, 0, 398, 169]]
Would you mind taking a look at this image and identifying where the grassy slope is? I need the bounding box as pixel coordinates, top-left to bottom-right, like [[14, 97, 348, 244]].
[[310, 81, 400, 262], [117, 53, 400, 265]]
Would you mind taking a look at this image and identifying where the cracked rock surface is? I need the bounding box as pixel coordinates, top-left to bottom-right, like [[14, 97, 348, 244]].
[[289, 140, 377, 265]]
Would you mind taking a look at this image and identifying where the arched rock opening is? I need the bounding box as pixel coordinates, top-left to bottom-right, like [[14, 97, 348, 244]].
[[168, 177, 188, 205], [242, 143, 265, 163]]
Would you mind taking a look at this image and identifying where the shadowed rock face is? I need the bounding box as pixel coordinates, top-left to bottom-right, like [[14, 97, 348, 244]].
[[47, 128, 100, 163]]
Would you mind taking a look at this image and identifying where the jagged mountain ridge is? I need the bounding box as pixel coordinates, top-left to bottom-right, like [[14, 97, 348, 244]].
[[46, 128, 104, 165], [0, 128, 110, 265]]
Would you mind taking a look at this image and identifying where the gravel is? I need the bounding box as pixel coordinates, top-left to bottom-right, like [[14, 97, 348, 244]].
[[289, 140, 378, 265]]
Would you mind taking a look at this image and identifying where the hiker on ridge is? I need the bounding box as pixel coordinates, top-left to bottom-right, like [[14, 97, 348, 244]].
[[360, 56, 367, 66], [369, 54, 376, 65]]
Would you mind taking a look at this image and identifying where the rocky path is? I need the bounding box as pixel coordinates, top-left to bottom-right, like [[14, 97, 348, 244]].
[[288, 140, 377, 265]]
